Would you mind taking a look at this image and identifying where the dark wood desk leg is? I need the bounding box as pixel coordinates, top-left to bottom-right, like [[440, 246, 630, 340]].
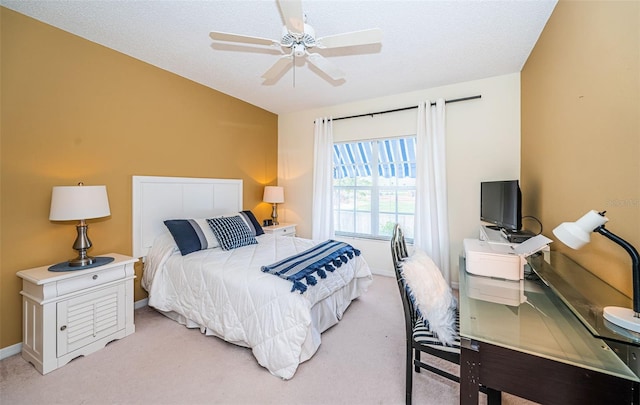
[[460, 338, 480, 405], [486, 388, 501, 405]]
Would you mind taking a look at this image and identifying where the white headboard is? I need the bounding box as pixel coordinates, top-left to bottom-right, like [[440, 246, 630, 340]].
[[132, 176, 243, 258]]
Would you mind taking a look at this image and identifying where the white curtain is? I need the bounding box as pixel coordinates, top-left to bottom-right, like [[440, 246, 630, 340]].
[[415, 99, 451, 283], [312, 117, 334, 240]]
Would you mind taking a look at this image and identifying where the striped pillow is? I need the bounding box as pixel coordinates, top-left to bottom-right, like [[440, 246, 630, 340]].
[[238, 210, 264, 236], [164, 219, 220, 256], [207, 215, 258, 251]]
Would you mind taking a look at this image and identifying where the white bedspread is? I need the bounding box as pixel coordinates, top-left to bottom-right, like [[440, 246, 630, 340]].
[[142, 233, 373, 379]]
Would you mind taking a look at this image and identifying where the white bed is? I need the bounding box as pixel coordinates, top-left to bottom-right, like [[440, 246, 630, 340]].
[[133, 176, 373, 379]]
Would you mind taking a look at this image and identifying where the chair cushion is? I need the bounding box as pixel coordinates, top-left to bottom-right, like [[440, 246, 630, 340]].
[[402, 249, 457, 345], [413, 309, 461, 355]]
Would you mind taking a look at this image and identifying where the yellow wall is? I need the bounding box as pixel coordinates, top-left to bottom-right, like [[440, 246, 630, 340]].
[[521, 0, 639, 296], [1, 8, 278, 348]]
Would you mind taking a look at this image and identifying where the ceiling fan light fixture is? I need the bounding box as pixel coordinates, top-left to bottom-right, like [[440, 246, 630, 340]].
[[293, 43, 306, 57], [281, 26, 295, 46], [281, 24, 315, 48]]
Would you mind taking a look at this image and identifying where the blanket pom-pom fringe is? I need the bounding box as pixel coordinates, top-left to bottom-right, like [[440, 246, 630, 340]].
[[291, 280, 307, 294], [325, 264, 335, 272], [305, 274, 317, 286], [317, 268, 327, 278]]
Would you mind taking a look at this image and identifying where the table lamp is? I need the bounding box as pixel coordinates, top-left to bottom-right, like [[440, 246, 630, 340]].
[[263, 186, 284, 225], [49, 183, 111, 267], [553, 210, 640, 332]]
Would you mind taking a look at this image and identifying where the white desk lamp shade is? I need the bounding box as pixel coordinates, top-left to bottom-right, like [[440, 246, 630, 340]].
[[263, 186, 284, 203], [50, 185, 111, 221], [553, 210, 640, 333], [552, 210, 608, 250]]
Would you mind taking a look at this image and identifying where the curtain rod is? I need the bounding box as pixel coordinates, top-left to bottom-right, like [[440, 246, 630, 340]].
[[328, 95, 481, 122]]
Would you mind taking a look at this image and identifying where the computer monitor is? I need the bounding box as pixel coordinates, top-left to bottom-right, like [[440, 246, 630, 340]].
[[480, 180, 522, 232]]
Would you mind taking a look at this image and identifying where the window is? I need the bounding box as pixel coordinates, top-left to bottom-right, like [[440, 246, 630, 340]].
[[333, 136, 416, 240]]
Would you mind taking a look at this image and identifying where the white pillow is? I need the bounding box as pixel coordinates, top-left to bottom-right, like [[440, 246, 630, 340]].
[[401, 248, 457, 345], [141, 231, 179, 292]]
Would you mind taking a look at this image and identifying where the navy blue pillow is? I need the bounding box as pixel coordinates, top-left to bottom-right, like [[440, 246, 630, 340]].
[[164, 219, 219, 256]]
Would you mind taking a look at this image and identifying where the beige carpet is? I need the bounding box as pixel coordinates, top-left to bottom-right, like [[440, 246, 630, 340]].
[[0, 275, 535, 405]]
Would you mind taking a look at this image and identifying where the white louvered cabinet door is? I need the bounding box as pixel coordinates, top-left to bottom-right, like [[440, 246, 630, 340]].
[[56, 283, 125, 356]]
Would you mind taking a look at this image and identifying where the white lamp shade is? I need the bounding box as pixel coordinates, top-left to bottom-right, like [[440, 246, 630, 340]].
[[263, 186, 284, 203], [49, 185, 111, 221], [552, 210, 608, 249]]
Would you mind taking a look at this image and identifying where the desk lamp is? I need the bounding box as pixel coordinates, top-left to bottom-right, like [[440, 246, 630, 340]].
[[49, 183, 111, 267], [263, 186, 284, 225], [553, 210, 640, 332]]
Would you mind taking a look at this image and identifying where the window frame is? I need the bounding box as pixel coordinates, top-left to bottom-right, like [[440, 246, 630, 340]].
[[332, 136, 416, 241]]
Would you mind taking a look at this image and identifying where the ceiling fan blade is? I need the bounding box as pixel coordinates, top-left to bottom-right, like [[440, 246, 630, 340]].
[[307, 53, 345, 80], [316, 28, 383, 49], [261, 55, 294, 81], [278, 0, 304, 35], [210, 31, 279, 47]]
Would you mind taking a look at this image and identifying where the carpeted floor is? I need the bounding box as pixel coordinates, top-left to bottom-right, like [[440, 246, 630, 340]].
[[0, 275, 535, 405]]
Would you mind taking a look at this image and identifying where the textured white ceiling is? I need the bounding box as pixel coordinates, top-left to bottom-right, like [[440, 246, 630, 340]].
[[1, 0, 557, 115]]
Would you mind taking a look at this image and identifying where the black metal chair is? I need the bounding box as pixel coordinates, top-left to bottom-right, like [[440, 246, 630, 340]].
[[391, 224, 499, 405]]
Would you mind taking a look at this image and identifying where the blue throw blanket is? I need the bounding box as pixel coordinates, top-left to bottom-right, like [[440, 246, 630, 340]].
[[261, 240, 361, 294]]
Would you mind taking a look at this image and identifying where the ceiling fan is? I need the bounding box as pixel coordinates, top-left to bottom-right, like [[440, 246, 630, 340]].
[[209, 0, 382, 84]]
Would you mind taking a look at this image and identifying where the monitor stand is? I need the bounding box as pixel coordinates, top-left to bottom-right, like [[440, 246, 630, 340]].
[[480, 225, 536, 244], [505, 229, 536, 244]]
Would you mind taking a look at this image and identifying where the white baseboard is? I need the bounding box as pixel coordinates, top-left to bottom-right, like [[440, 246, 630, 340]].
[[371, 267, 394, 278], [0, 342, 22, 361], [135, 298, 148, 309]]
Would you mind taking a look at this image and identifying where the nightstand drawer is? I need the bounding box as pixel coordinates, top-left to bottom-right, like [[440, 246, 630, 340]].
[[263, 223, 297, 237], [56, 266, 126, 296], [271, 227, 295, 236]]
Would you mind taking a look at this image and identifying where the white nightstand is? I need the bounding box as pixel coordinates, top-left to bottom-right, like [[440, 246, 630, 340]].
[[17, 253, 137, 374], [263, 223, 297, 237]]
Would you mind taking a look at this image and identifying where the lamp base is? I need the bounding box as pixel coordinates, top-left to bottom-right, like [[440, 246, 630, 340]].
[[271, 203, 279, 225], [70, 223, 94, 266], [68, 255, 96, 267], [603, 306, 640, 333]]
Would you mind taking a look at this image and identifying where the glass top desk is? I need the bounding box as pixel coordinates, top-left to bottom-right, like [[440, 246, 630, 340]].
[[458, 252, 639, 405]]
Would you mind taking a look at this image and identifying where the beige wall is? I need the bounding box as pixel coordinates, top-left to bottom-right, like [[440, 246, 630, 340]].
[[1, 8, 278, 349], [278, 73, 522, 282], [521, 0, 639, 297]]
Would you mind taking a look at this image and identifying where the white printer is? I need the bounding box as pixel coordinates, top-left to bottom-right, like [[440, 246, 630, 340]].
[[464, 235, 552, 281], [465, 272, 526, 306]]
